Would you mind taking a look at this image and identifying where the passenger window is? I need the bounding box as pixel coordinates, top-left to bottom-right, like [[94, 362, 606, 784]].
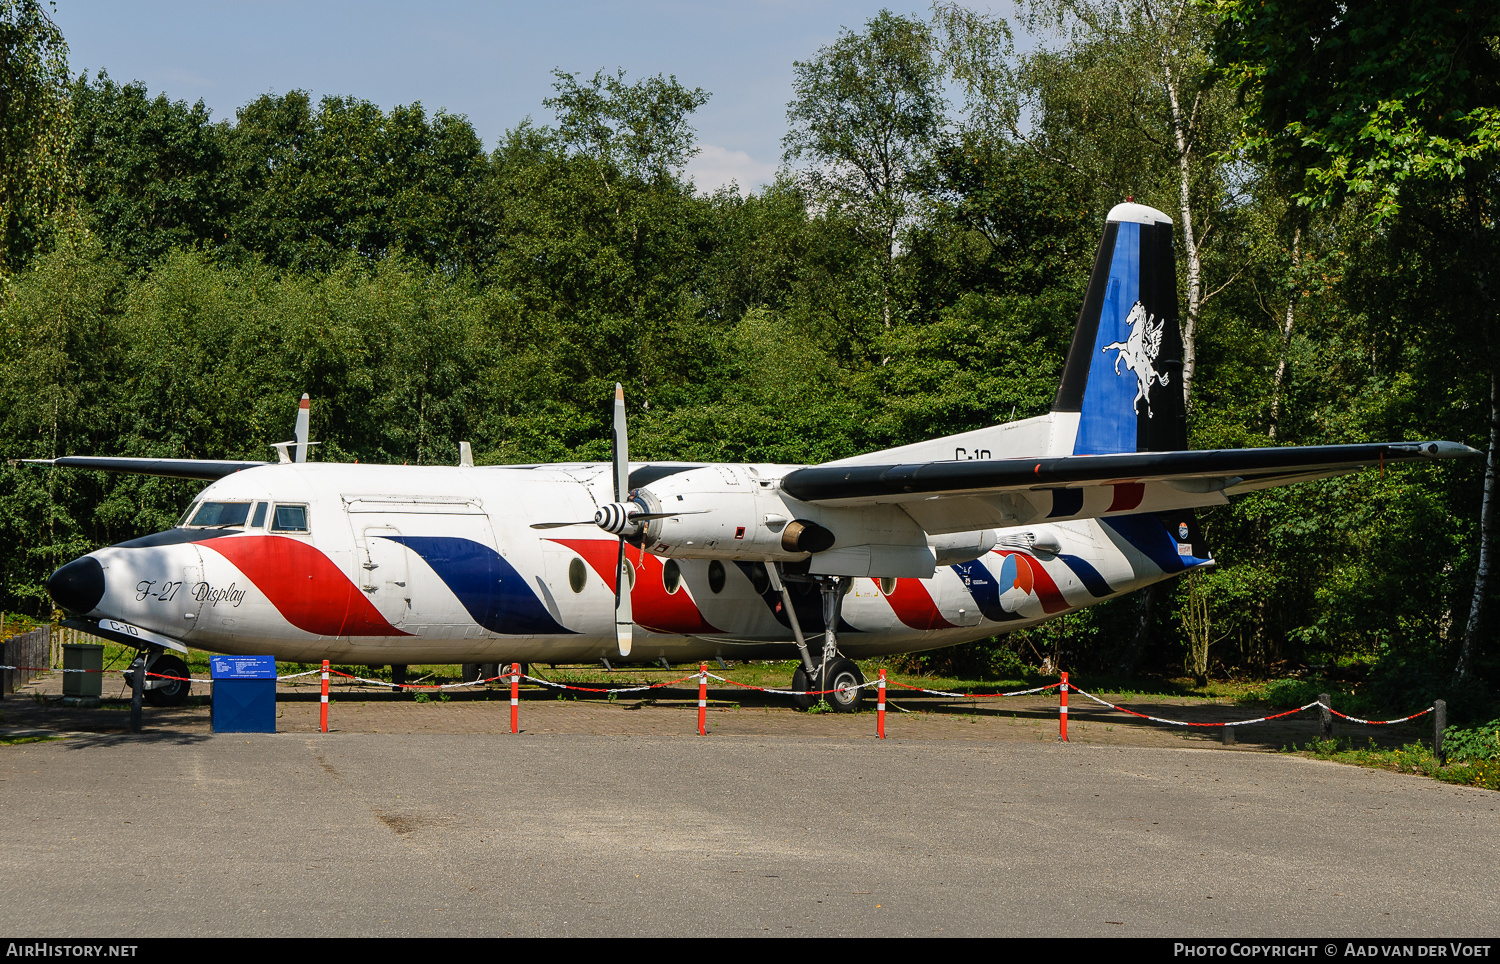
[[250, 502, 267, 528], [270, 504, 309, 533]]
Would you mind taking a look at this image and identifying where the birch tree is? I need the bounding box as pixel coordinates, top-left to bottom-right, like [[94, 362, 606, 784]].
[[1210, 0, 1500, 684], [935, 0, 1243, 409], [0, 0, 71, 271], [783, 10, 947, 332]]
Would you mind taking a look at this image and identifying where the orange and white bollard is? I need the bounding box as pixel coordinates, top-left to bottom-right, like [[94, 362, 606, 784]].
[[510, 662, 521, 734], [1059, 670, 1069, 742], [698, 663, 708, 736], [877, 668, 886, 739], [319, 660, 330, 733]]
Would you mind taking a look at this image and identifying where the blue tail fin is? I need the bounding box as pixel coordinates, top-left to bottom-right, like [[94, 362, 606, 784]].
[[1055, 203, 1209, 567], [1052, 203, 1186, 456]]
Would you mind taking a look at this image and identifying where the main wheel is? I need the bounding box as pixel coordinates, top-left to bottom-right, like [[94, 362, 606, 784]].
[[791, 664, 818, 710], [143, 654, 191, 707], [823, 658, 866, 713], [461, 663, 482, 683]]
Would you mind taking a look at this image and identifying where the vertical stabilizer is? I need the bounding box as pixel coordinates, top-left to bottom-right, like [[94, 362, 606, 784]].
[[1052, 203, 1186, 455]]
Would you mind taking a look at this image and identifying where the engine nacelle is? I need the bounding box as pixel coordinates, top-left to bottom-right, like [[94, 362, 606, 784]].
[[633, 465, 991, 579], [634, 466, 811, 562], [929, 529, 999, 565]]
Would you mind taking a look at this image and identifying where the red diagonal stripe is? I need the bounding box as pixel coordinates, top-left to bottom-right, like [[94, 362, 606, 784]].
[[876, 577, 956, 630], [203, 535, 410, 637]]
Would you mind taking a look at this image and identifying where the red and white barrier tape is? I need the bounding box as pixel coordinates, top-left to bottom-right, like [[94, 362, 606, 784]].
[[10, 660, 1443, 732], [887, 680, 1062, 700], [1325, 705, 1434, 725], [1068, 686, 1324, 727], [1068, 687, 1434, 728]]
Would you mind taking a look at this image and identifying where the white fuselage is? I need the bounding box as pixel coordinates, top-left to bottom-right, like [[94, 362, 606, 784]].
[[74, 461, 1176, 664]]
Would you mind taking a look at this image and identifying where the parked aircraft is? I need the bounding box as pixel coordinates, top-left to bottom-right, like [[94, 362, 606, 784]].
[[34, 202, 1476, 710]]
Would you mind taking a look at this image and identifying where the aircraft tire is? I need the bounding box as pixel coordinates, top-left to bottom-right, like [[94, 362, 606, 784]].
[[461, 663, 481, 683], [143, 654, 191, 707], [480, 662, 500, 683], [824, 658, 866, 713], [791, 665, 818, 711]]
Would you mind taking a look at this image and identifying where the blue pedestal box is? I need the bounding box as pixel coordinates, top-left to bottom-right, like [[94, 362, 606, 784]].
[[210, 655, 278, 733]]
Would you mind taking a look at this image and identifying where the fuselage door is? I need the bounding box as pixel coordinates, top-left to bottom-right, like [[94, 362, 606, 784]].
[[177, 545, 208, 639], [360, 526, 410, 627]]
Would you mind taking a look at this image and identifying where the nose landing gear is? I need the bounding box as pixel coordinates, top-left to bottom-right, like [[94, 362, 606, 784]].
[[122, 652, 192, 707]]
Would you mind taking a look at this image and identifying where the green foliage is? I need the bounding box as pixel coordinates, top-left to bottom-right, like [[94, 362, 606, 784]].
[[784, 9, 946, 327], [546, 69, 709, 185], [1210, 0, 1500, 219], [1443, 720, 1500, 763], [0, 9, 1491, 718], [68, 72, 233, 272], [0, 0, 72, 270], [1291, 737, 1500, 792], [224, 92, 492, 274]]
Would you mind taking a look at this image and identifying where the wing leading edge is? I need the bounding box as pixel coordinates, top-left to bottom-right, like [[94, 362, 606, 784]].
[[24, 456, 269, 481]]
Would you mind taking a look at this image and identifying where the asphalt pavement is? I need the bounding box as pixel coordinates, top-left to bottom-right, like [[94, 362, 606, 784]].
[[2, 728, 1497, 937]]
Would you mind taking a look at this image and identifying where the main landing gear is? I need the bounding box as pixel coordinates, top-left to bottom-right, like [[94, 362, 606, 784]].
[[770, 566, 866, 713], [461, 662, 501, 684]]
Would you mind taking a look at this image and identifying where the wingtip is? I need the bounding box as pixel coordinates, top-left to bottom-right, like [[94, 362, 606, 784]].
[[1403, 441, 1484, 459]]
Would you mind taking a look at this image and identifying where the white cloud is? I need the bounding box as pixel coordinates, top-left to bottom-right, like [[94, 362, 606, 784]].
[[686, 144, 779, 197]]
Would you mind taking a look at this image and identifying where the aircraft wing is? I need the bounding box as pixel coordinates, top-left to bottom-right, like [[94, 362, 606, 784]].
[[24, 456, 269, 481], [779, 441, 1478, 533]]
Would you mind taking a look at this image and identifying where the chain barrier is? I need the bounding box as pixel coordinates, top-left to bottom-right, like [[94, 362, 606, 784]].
[[9, 657, 1443, 745], [1068, 685, 1435, 730]]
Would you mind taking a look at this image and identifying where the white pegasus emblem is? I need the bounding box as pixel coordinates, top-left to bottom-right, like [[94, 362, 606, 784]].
[[1102, 301, 1169, 417]]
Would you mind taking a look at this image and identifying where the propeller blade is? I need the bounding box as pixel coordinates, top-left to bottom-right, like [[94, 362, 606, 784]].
[[294, 393, 311, 463], [612, 383, 634, 657], [529, 521, 596, 530], [615, 539, 633, 657], [613, 383, 628, 503]]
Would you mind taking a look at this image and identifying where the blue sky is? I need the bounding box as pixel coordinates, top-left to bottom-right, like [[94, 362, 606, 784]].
[[52, 1, 1020, 195]]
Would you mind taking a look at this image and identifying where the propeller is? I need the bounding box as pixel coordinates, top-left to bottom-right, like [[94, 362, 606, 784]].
[[528, 385, 640, 656], [529, 384, 707, 657]]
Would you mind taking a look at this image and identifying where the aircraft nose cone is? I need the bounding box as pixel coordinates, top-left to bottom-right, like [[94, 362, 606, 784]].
[[47, 556, 105, 615]]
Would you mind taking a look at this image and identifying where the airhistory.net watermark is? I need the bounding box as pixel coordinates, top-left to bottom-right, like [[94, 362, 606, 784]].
[[5, 946, 137, 957]]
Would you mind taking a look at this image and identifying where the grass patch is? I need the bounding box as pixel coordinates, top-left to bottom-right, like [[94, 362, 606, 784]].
[[0, 734, 67, 746], [1244, 677, 1381, 716], [1288, 737, 1500, 792]]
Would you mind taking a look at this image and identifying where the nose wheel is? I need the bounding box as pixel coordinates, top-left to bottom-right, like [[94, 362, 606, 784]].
[[123, 652, 191, 707]]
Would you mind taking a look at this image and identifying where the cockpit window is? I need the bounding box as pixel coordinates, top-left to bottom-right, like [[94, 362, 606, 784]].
[[186, 502, 252, 528], [270, 504, 309, 533], [250, 502, 267, 528]]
